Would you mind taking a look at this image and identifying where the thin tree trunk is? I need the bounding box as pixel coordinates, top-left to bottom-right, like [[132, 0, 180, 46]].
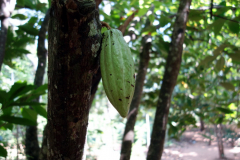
[[0, 0, 15, 71], [200, 117, 205, 131], [47, 0, 101, 159], [214, 124, 225, 159], [146, 1, 191, 159], [0, 18, 8, 71], [25, 10, 50, 160], [120, 34, 151, 160], [39, 124, 48, 160], [17, 125, 19, 160]]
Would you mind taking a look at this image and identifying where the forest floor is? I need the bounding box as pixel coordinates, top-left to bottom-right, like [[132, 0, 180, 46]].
[[92, 126, 240, 160], [161, 128, 240, 160], [4, 126, 240, 160]]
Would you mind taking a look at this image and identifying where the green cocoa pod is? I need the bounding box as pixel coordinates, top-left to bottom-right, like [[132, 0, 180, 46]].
[[100, 29, 135, 118]]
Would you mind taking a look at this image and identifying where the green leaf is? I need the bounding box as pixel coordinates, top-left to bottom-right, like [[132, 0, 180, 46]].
[[152, 1, 162, 8], [21, 108, 37, 122], [216, 116, 224, 124], [0, 145, 7, 158], [32, 105, 47, 119], [220, 82, 235, 91], [6, 48, 31, 55], [36, 2, 47, 13], [8, 82, 35, 103], [0, 122, 13, 130], [159, 15, 171, 27], [228, 20, 239, 34], [0, 115, 36, 126], [18, 84, 48, 102], [1, 107, 14, 115], [199, 55, 217, 67], [213, 43, 229, 56], [142, 26, 156, 34], [16, 0, 24, 6], [11, 14, 28, 20], [8, 82, 28, 100], [148, 14, 155, 23], [216, 107, 234, 114], [0, 90, 8, 106], [188, 10, 204, 22], [18, 17, 39, 36], [215, 56, 225, 71], [136, 8, 148, 17], [155, 38, 170, 56], [14, 37, 33, 47], [18, 24, 39, 36], [130, 0, 138, 6], [227, 52, 240, 63], [214, 19, 226, 35], [207, 18, 226, 35]]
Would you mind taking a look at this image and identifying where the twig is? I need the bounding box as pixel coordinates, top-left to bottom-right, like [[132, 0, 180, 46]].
[[212, 14, 240, 23], [118, 11, 136, 34]]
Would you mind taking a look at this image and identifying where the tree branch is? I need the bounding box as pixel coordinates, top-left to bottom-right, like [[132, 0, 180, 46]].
[[210, 0, 213, 20], [118, 11, 136, 35], [212, 14, 240, 23]]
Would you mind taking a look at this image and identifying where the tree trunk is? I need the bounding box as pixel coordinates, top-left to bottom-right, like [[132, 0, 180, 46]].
[[146, 1, 191, 159], [25, 10, 50, 160], [0, 0, 15, 71], [200, 117, 205, 131], [0, 18, 8, 71], [47, 0, 101, 159], [214, 124, 225, 159], [120, 34, 151, 160], [39, 124, 48, 160]]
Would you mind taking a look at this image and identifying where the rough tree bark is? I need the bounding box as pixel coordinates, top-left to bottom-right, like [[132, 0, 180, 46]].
[[40, 1, 102, 159], [24, 10, 50, 160], [146, 1, 191, 159], [0, 0, 15, 71], [47, 0, 101, 159], [120, 34, 151, 160]]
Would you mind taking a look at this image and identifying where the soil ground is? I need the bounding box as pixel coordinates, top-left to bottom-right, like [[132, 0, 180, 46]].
[[161, 129, 240, 160]]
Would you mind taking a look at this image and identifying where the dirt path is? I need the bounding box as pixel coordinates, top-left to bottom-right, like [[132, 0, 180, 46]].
[[162, 130, 240, 160]]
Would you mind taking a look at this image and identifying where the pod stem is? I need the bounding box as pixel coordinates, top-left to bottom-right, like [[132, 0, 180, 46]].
[[101, 21, 111, 30]]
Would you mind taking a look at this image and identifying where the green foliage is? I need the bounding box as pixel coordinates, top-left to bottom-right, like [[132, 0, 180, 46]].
[[98, 0, 240, 141], [0, 145, 7, 158], [1, 0, 239, 158], [0, 82, 47, 127], [16, 0, 47, 13]]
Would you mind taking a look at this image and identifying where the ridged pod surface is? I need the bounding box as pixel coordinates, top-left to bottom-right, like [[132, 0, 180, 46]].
[[100, 29, 135, 117]]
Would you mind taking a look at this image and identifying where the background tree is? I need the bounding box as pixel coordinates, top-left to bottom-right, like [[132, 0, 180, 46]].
[[0, 0, 16, 71], [147, 1, 191, 159], [120, 28, 151, 160], [25, 9, 49, 160]]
